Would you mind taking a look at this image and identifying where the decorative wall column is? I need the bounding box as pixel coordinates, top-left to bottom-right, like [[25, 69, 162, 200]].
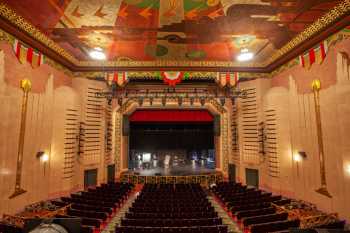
[[312, 79, 332, 198], [114, 112, 122, 174], [9, 79, 31, 199]]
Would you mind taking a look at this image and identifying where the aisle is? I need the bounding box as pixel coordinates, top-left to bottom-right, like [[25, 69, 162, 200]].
[[208, 195, 242, 233], [102, 190, 139, 233]]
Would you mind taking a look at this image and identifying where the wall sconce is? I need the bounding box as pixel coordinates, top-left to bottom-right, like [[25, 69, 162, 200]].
[[36, 151, 49, 162], [294, 151, 307, 162], [294, 151, 306, 178], [346, 164, 350, 175]]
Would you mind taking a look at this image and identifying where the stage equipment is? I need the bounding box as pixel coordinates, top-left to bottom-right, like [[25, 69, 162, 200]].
[[96, 85, 247, 106]]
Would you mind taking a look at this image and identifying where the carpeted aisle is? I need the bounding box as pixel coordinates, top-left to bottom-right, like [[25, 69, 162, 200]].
[[208, 195, 242, 233], [102, 190, 139, 233]]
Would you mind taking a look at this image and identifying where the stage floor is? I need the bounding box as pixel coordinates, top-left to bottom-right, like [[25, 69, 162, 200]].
[[131, 164, 215, 176]]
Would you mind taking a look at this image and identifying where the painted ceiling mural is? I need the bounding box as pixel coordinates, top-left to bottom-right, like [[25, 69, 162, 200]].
[[2, 0, 342, 65]]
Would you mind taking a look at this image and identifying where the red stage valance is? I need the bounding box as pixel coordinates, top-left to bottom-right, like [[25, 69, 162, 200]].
[[129, 110, 213, 122]]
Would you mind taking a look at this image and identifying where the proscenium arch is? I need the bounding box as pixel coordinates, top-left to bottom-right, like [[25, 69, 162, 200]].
[[113, 98, 230, 178]]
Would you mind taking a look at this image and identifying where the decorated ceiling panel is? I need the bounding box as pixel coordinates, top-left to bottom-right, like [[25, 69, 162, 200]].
[[1, 0, 347, 69]]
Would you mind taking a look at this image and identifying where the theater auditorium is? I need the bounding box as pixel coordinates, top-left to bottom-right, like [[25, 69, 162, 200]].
[[0, 1, 349, 233]]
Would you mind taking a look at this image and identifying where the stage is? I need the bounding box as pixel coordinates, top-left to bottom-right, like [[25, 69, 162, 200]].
[[130, 163, 215, 176]]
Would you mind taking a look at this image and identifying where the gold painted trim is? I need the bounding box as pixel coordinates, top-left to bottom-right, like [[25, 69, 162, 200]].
[[265, 0, 350, 67], [0, 1, 349, 69], [75, 71, 267, 80], [0, 3, 78, 64], [9, 79, 31, 199], [312, 79, 332, 198]]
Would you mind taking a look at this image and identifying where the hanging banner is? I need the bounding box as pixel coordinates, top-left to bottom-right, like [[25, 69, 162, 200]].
[[299, 40, 328, 69], [105, 72, 129, 87], [13, 39, 44, 68], [215, 72, 239, 87], [161, 71, 184, 87]]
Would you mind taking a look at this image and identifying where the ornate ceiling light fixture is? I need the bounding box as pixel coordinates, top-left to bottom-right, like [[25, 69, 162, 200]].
[[89, 47, 106, 60], [237, 48, 254, 62]]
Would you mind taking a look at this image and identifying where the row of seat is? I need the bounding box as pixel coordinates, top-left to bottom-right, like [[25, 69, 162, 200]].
[[115, 225, 229, 233], [0, 222, 22, 233], [128, 206, 215, 213], [125, 212, 219, 219], [131, 202, 210, 207], [56, 182, 133, 232], [120, 218, 223, 227], [211, 182, 298, 233], [118, 184, 227, 233]]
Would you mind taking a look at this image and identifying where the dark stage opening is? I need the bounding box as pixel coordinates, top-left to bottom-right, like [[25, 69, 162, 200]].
[[128, 110, 215, 176]]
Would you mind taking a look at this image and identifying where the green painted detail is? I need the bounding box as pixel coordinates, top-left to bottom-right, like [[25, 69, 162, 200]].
[[156, 71, 162, 80], [183, 72, 190, 80], [136, 0, 160, 9], [184, 0, 208, 12], [185, 50, 207, 59], [145, 44, 169, 58]]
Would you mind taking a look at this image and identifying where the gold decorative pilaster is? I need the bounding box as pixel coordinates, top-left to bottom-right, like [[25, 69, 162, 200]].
[[312, 79, 332, 198], [114, 112, 121, 174], [9, 79, 31, 199], [222, 113, 229, 174]]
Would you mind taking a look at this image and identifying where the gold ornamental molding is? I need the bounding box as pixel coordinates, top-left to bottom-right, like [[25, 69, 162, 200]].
[[0, 1, 349, 70], [77, 59, 262, 68], [75, 71, 267, 80], [265, 0, 350, 67], [0, 3, 78, 65]]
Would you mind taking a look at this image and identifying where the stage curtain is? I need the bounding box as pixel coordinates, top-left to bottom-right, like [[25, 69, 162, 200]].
[[129, 110, 213, 122]]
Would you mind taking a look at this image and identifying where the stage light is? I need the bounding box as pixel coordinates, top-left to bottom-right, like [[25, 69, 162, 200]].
[[178, 97, 183, 106], [200, 97, 205, 106], [138, 97, 143, 106], [89, 47, 106, 60], [190, 97, 195, 106], [220, 97, 225, 106], [237, 48, 254, 62]]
